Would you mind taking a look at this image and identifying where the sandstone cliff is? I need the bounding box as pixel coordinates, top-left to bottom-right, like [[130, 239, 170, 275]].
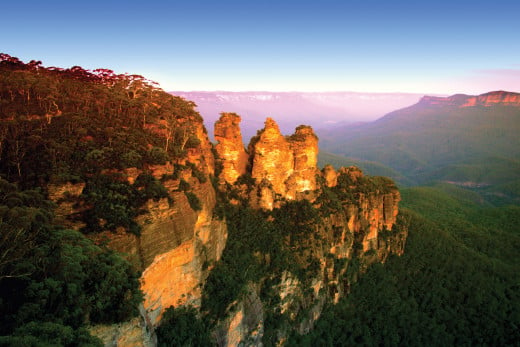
[[49, 112, 406, 346], [49, 116, 227, 331], [419, 91, 520, 108]]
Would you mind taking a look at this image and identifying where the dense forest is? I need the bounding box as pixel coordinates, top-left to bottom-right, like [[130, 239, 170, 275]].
[[290, 185, 520, 345]]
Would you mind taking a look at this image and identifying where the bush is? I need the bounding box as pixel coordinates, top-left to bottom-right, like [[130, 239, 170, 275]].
[[156, 306, 211, 347], [147, 147, 169, 165], [185, 191, 202, 211]]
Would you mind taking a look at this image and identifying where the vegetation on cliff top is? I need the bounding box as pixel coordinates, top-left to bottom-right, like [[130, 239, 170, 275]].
[[0, 53, 208, 235]]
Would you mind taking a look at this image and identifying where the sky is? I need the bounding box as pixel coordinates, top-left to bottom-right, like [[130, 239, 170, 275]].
[[2, 0, 520, 94]]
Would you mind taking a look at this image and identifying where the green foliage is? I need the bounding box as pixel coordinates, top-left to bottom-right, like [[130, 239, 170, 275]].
[[81, 173, 169, 234], [185, 191, 202, 211], [236, 172, 256, 187], [156, 306, 211, 347], [0, 179, 142, 342], [147, 146, 169, 165], [177, 179, 190, 191], [81, 174, 141, 234], [202, 200, 324, 326], [0, 53, 205, 188], [186, 161, 207, 183], [0, 322, 102, 347], [133, 173, 170, 204]]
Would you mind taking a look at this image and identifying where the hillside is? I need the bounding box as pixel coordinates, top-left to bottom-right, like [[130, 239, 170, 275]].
[[319, 91, 520, 203]]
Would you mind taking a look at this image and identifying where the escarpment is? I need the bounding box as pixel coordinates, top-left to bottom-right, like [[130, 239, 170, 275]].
[[47, 112, 406, 345], [48, 120, 227, 328]]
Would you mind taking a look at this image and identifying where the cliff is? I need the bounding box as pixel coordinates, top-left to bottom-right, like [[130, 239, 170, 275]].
[[419, 90, 520, 108], [48, 113, 406, 346]]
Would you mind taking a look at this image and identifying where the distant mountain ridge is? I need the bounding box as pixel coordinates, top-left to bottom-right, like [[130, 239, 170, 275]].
[[171, 91, 427, 141], [419, 90, 520, 108]]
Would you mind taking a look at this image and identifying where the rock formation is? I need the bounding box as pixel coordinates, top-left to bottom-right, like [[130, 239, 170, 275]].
[[208, 116, 406, 344], [244, 118, 320, 208], [249, 117, 294, 198], [50, 112, 406, 346], [286, 125, 319, 200], [214, 113, 248, 184]]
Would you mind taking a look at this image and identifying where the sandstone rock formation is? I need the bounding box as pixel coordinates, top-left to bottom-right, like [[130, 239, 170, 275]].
[[244, 118, 319, 208], [286, 125, 319, 200], [214, 113, 248, 184], [249, 117, 294, 197]]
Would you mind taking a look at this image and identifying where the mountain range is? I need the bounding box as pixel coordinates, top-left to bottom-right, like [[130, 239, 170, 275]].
[[171, 91, 428, 141], [318, 91, 520, 204]]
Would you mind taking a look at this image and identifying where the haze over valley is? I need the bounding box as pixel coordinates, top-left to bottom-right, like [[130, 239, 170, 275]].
[[173, 91, 428, 140]]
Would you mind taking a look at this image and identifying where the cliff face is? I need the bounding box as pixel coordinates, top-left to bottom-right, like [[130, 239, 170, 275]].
[[49, 118, 227, 329], [419, 91, 520, 108]]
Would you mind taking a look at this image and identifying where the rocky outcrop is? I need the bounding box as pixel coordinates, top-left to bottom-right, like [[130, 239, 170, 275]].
[[245, 118, 319, 209], [89, 317, 155, 347], [214, 113, 248, 184], [286, 125, 319, 200], [249, 118, 294, 198], [138, 179, 227, 325], [462, 91, 520, 107]]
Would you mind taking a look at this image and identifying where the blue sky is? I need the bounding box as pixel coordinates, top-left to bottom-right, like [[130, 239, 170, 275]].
[[2, 0, 520, 94]]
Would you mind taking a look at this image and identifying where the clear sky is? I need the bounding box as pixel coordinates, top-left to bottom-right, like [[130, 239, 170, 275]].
[[2, 0, 520, 94]]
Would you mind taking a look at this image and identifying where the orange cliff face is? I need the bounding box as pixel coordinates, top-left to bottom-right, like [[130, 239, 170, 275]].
[[419, 91, 520, 108], [48, 115, 227, 328], [214, 112, 248, 184], [462, 91, 520, 107]]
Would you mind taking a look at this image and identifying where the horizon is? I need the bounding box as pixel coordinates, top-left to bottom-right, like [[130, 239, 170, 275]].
[[3, 0, 520, 95]]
